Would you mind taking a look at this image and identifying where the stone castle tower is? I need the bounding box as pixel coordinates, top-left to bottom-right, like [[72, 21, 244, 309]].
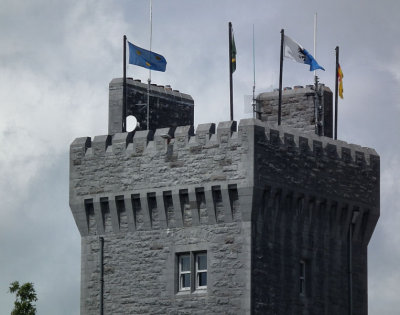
[[69, 78, 379, 314]]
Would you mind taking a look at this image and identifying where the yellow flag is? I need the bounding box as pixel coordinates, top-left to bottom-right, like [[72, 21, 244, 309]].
[[338, 64, 344, 99]]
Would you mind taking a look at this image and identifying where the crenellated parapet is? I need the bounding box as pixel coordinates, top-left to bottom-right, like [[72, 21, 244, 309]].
[[248, 119, 379, 205], [70, 118, 379, 244], [71, 118, 378, 168]]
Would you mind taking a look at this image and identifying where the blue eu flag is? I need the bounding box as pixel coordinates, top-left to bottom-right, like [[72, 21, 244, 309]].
[[128, 41, 167, 72]]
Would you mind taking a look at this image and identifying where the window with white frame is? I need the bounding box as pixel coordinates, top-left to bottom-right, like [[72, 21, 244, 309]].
[[177, 251, 207, 292], [195, 252, 207, 289], [178, 254, 191, 291]]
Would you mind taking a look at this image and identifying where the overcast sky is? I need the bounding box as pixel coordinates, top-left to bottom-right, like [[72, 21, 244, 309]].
[[0, 0, 399, 314]]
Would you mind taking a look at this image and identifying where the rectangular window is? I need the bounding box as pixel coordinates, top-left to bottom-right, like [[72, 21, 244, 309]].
[[195, 252, 207, 289], [299, 260, 306, 296], [177, 251, 207, 292], [179, 254, 191, 291]]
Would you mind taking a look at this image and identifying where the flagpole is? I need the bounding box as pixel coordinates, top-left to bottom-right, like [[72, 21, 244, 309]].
[[313, 13, 321, 136], [334, 46, 339, 140], [147, 0, 153, 130], [313, 13, 317, 77], [278, 29, 284, 126], [252, 24, 256, 119], [229, 22, 234, 121], [149, 0, 153, 79], [314, 75, 320, 136], [123, 35, 127, 132]]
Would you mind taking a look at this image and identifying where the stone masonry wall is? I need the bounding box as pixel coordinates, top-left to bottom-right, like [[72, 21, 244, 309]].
[[251, 188, 370, 314], [71, 121, 248, 204], [257, 85, 333, 137], [251, 120, 379, 208], [249, 120, 379, 314], [70, 120, 255, 314], [70, 118, 379, 314], [82, 223, 251, 315]]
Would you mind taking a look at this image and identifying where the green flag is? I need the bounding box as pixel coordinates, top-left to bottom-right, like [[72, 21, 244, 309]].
[[231, 33, 237, 73]]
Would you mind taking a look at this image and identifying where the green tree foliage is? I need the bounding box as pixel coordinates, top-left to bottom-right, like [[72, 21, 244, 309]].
[[8, 281, 37, 315]]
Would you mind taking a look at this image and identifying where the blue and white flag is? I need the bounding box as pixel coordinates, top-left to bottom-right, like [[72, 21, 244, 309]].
[[283, 35, 325, 71], [128, 41, 167, 72]]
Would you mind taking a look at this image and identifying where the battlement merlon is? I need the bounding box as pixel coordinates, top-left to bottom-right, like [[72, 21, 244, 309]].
[[70, 118, 379, 240]]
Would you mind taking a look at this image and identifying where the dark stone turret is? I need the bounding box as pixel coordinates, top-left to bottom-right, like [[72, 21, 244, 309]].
[[108, 78, 194, 134]]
